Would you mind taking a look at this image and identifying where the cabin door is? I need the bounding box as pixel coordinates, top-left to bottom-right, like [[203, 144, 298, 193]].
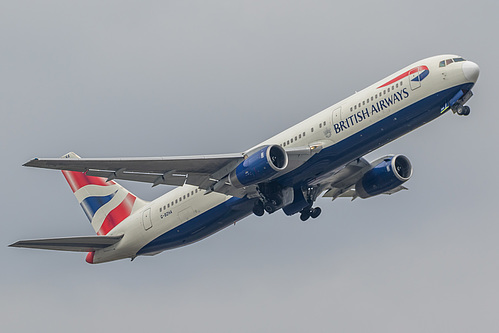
[[408, 67, 422, 90], [142, 208, 152, 231]]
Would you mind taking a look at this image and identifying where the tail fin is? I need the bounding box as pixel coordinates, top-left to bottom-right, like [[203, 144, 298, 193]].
[[61, 152, 147, 235]]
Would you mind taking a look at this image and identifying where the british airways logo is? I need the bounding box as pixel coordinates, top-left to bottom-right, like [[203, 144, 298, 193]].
[[377, 65, 430, 88], [334, 88, 410, 134]]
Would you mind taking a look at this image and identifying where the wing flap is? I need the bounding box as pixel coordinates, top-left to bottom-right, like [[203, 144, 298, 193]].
[[9, 235, 124, 252], [84, 169, 188, 186]]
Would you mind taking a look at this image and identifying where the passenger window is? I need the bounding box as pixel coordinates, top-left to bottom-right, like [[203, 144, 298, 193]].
[[167, 203, 170, 208], [175, 199, 178, 204], [298, 134, 301, 139], [283, 142, 286, 147], [383, 90, 386, 95], [387, 87, 390, 92], [319, 123, 322, 128], [291, 138, 294, 143], [303, 132, 305, 137], [371, 97, 373, 101], [287, 140, 290, 144], [323, 121, 326, 126], [295, 136, 297, 141], [350, 107, 353, 111], [354, 105, 357, 110], [362, 101, 365, 106], [311, 128, 314, 132], [179, 197, 182, 202], [187, 193, 190, 198], [160, 207, 162, 212]]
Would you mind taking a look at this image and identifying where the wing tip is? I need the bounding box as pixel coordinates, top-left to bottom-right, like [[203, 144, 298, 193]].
[[23, 158, 39, 167]]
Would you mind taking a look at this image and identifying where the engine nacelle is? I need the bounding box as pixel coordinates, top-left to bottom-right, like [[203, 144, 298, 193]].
[[229, 145, 288, 188], [355, 155, 413, 199]]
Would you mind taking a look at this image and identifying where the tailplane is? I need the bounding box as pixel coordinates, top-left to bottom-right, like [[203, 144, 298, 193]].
[[9, 235, 123, 252], [61, 152, 147, 235]]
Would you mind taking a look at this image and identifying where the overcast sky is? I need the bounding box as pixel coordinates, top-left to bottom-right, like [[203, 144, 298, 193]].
[[2, 1, 498, 332]]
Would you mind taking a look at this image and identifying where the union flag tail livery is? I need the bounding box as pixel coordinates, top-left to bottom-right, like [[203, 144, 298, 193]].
[[61, 152, 147, 235], [14, 55, 480, 264]]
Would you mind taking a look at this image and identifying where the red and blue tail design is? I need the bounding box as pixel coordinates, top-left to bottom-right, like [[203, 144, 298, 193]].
[[61, 152, 147, 235]]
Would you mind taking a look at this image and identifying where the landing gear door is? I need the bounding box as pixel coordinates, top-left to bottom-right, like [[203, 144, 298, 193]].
[[408, 67, 421, 90]]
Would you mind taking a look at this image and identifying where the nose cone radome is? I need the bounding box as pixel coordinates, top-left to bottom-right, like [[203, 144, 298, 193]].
[[462, 61, 480, 82]]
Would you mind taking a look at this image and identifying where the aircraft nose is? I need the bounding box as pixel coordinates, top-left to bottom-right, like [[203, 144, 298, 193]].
[[462, 61, 480, 82]]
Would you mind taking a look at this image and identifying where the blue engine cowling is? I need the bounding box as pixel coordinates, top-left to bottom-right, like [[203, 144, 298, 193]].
[[355, 155, 413, 198], [229, 145, 288, 188]]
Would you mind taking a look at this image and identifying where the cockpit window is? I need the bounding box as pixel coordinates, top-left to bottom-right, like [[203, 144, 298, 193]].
[[440, 57, 466, 68]]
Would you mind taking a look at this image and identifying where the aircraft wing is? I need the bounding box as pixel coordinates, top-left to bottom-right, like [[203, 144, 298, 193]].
[[24, 153, 246, 193], [323, 185, 408, 201], [24, 146, 322, 198], [9, 235, 123, 252]]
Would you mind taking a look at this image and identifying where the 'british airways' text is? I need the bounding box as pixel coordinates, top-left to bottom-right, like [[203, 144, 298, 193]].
[[334, 88, 409, 134]]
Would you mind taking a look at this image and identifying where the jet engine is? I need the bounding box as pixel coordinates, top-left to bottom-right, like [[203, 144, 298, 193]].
[[355, 155, 412, 198], [229, 145, 288, 188]]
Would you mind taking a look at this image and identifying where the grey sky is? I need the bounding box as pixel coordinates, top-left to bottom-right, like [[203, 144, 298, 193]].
[[2, 1, 498, 332]]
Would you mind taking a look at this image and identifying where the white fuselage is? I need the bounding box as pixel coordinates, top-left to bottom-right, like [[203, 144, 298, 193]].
[[93, 54, 478, 263]]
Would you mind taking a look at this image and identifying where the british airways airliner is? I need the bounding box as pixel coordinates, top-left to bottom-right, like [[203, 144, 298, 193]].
[[11, 55, 480, 264]]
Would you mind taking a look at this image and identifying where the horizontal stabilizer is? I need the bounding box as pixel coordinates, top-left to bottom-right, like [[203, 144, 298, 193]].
[[9, 235, 123, 252]]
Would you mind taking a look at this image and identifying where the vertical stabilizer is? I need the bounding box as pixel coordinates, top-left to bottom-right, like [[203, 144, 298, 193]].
[[61, 152, 147, 235]]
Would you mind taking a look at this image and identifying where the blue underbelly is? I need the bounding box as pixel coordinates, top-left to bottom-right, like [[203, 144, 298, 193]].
[[137, 196, 253, 255]]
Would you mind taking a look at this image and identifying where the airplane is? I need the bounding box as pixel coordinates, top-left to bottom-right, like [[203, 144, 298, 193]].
[[10, 54, 480, 264]]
